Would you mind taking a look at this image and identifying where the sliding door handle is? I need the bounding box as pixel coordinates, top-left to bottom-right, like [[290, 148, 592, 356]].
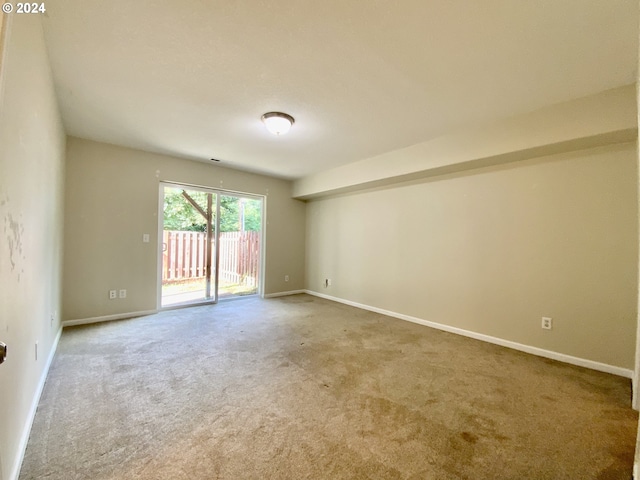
[[0, 342, 6, 365]]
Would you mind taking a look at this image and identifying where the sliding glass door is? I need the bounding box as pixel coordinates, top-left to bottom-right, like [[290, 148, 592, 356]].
[[159, 183, 262, 308], [218, 194, 262, 299], [160, 185, 217, 307]]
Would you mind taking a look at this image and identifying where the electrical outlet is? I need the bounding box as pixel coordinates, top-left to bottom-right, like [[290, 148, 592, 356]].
[[50, 313, 54, 328], [327, 279, 332, 286], [119, 289, 127, 299], [109, 290, 117, 300], [35, 341, 38, 361], [542, 317, 552, 330], [142, 233, 150, 243], [284, 275, 289, 282]]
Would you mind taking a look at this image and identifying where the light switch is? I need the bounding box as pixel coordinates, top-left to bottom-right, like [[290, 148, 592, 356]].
[[142, 234, 150, 243]]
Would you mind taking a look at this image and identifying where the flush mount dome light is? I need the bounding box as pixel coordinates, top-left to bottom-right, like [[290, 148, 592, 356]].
[[261, 112, 295, 135]]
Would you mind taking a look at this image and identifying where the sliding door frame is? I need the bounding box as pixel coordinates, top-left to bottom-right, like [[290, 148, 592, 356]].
[[157, 181, 266, 310]]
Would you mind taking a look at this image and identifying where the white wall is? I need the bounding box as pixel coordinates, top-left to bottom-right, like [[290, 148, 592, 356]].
[[63, 138, 306, 322], [306, 143, 638, 371], [0, 14, 66, 480]]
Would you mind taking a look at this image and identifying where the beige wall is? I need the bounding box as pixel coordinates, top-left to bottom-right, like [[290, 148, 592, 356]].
[[63, 137, 306, 321], [306, 143, 638, 370], [294, 85, 637, 199], [0, 15, 66, 480], [634, 14, 640, 476]]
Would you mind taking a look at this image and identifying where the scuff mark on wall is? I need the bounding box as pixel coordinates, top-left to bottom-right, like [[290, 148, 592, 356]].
[[4, 213, 23, 270], [1, 195, 25, 281]]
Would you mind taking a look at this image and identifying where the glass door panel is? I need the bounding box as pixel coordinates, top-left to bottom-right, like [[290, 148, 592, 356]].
[[161, 186, 217, 307], [218, 194, 262, 298]]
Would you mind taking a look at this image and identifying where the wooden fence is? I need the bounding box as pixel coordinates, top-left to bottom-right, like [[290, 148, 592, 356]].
[[162, 230, 260, 286]]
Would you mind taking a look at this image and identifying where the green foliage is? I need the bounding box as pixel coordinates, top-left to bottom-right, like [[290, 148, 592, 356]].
[[163, 189, 208, 231], [163, 188, 262, 233], [242, 197, 262, 231]]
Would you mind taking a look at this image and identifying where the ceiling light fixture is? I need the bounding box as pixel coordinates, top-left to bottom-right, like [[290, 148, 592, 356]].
[[261, 112, 295, 136]]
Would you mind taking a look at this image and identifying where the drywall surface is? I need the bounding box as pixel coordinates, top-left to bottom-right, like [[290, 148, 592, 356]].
[[0, 14, 65, 480], [633, 26, 640, 478], [63, 138, 306, 321], [306, 143, 638, 370], [294, 85, 637, 199]]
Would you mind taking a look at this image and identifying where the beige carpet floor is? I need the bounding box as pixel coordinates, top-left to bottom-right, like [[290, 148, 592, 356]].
[[19, 294, 638, 479]]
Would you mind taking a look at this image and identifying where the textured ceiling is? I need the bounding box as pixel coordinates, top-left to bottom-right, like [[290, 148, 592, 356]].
[[42, 0, 638, 179]]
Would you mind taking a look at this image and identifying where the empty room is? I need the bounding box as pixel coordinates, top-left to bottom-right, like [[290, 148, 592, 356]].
[[1, 1, 640, 479]]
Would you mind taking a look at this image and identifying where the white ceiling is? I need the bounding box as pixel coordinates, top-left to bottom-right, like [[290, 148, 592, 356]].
[[42, 0, 638, 179]]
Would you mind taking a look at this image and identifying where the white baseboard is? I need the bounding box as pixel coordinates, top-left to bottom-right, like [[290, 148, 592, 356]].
[[304, 290, 633, 379], [11, 327, 62, 480], [264, 290, 306, 298], [62, 309, 158, 328]]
